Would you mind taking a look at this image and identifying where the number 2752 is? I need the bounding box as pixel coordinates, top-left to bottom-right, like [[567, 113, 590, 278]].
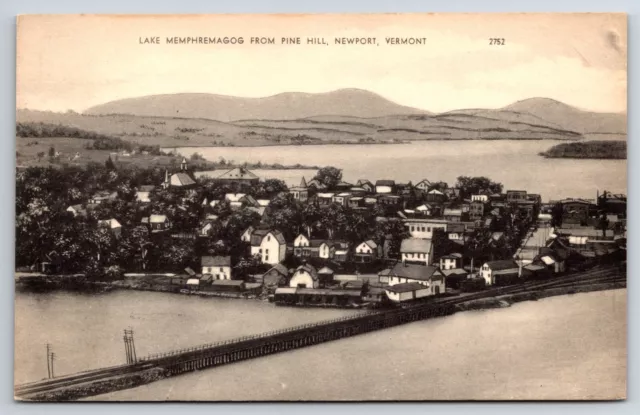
[[489, 38, 505, 45]]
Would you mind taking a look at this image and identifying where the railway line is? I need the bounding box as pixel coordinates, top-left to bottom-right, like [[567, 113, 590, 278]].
[[15, 264, 625, 400]]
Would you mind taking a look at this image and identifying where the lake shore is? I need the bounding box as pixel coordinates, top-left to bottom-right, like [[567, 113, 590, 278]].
[[539, 140, 627, 159]]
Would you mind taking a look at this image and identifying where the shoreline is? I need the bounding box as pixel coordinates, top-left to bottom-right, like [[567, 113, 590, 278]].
[[19, 282, 625, 402]]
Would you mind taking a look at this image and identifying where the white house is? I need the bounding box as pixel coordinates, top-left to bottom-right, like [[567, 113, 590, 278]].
[[375, 180, 395, 194], [258, 230, 287, 264], [403, 218, 448, 239], [294, 233, 310, 248], [98, 218, 122, 238], [414, 179, 431, 192], [378, 263, 445, 294], [289, 264, 319, 289], [332, 193, 351, 206], [479, 260, 521, 286], [385, 282, 433, 303], [201, 256, 232, 280], [353, 240, 379, 263], [439, 253, 462, 270], [415, 204, 432, 216], [400, 238, 433, 265], [66, 204, 86, 217]]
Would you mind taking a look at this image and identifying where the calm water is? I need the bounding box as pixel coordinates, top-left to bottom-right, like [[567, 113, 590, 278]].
[[82, 289, 627, 401], [174, 141, 627, 201], [14, 290, 356, 385]]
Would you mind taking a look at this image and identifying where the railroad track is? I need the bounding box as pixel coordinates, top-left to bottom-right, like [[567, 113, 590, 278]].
[[15, 362, 156, 398]]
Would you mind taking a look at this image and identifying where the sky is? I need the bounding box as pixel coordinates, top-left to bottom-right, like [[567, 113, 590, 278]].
[[16, 13, 627, 114]]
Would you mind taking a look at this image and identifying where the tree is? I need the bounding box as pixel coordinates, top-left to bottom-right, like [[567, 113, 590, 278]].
[[456, 176, 503, 199], [320, 203, 349, 239], [105, 155, 116, 170], [374, 218, 409, 259], [313, 166, 342, 189], [233, 254, 261, 281], [301, 202, 322, 237]]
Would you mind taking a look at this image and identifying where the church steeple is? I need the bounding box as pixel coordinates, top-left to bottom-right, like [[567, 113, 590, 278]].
[[181, 157, 188, 171], [299, 176, 308, 188], [163, 169, 169, 189]]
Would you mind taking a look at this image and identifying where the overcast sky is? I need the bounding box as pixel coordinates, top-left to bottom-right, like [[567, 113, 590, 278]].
[[16, 13, 627, 114]]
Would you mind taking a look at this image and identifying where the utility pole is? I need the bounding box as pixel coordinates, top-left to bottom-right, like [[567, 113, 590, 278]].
[[50, 352, 55, 378], [46, 343, 51, 379], [123, 328, 137, 364]]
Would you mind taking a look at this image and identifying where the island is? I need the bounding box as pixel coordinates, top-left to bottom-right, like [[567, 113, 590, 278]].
[[539, 140, 626, 160]]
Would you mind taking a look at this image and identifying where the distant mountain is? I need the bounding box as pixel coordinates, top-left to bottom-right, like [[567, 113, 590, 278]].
[[502, 98, 627, 135], [84, 89, 429, 121]]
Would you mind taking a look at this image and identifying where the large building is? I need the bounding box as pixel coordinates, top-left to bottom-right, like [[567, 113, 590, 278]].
[[215, 167, 260, 185]]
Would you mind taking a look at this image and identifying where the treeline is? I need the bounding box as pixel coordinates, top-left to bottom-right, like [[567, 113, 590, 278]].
[[540, 140, 627, 159], [17, 122, 164, 155]]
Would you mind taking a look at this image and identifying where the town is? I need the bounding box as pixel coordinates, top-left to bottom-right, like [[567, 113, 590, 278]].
[[15, 154, 627, 308]]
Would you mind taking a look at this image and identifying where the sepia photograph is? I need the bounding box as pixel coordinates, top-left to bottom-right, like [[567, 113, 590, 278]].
[[14, 13, 627, 401]]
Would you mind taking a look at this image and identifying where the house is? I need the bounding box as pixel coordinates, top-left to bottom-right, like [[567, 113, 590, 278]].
[[186, 278, 200, 291], [317, 266, 335, 286], [425, 189, 447, 203], [165, 165, 197, 188], [249, 229, 271, 256], [598, 191, 627, 215], [349, 187, 367, 197], [241, 226, 255, 243], [355, 179, 374, 193], [385, 282, 434, 303], [558, 199, 597, 223], [317, 193, 335, 207], [443, 208, 463, 222], [334, 181, 354, 192], [555, 227, 615, 245], [414, 179, 431, 193], [149, 214, 170, 232], [333, 241, 351, 262], [353, 240, 379, 263], [506, 190, 527, 204], [441, 268, 469, 289], [66, 204, 87, 217], [289, 264, 319, 288], [415, 204, 432, 216], [332, 193, 351, 206], [533, 248, 567, 274], [201, 256, 232, 280], [289, 177, 309, 202], [135, 185, 155, 203], [378, 263, 445, 294], [98, 218, 122, 238], [261, 264, 289, 291], [375, 180, 395, 194], [89, 190, 118, 205], [469, 200, 485, 220], [348, 197, 364, 209], [215, 167, 260, 185], [400, 238, 433, 265], [378, 194, 402, 207], [447, 223, 466, 241], [257, 199, 271, 207], [293, 234, 335, 259], [211, 280, 246, 292], [439, 253, 462, 270], [403, 218, 448, 239], [479, 260, 522, 286], [258, 230, 287, 264]]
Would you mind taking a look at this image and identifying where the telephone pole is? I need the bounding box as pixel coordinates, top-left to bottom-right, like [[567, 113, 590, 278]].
[[123, 328, 137, 364], [46, 344, 51, 379], [50, 352, 56, 378]]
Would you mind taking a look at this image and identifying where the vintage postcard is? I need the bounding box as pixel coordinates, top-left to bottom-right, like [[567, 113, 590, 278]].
[[14, 14, 627, 401]]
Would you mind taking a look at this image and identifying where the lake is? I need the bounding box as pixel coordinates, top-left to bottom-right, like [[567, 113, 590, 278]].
[[85, 289, 626, 401], [173, 140, 627, 201], [14, 290, 356, 385]]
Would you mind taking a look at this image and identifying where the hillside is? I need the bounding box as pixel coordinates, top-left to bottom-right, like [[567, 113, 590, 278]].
[[17, 108, 583, 151], [503, 98, 627, 135], [84, 89, 428, 121]]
